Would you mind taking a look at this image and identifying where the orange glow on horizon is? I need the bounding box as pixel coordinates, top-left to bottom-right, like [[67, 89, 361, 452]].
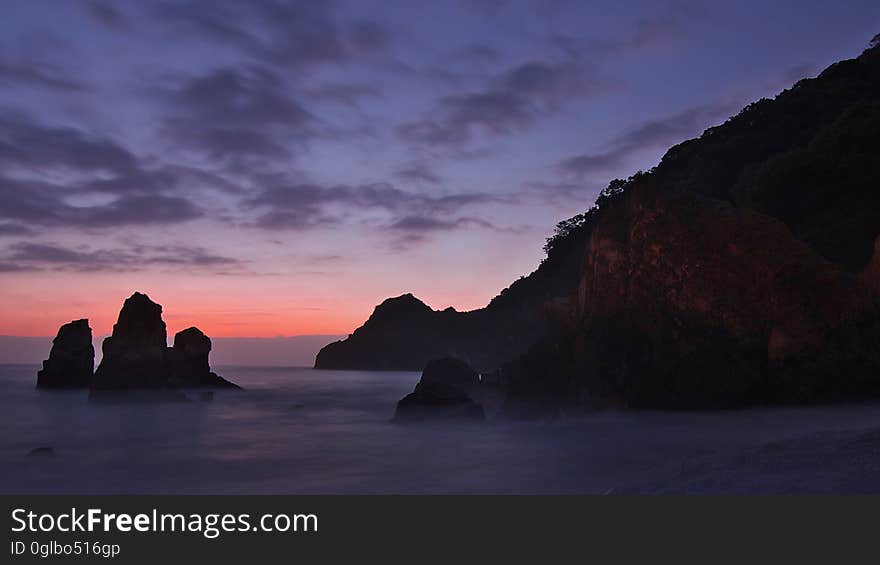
[[0, 294, 372, 339], [0, 285, 495, 339], [0, 229, 541, 339]]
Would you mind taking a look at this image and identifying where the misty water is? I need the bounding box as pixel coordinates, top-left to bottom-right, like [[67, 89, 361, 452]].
[[3, 364, 880, 494]]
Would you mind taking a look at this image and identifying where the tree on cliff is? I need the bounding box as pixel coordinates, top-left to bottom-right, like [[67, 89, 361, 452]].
[[872, 33, 880, 49], [543, 213, 588, 256], [542, 172, 643, 257]]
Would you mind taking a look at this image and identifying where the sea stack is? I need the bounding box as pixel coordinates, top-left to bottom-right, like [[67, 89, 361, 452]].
[[169, 327, 239, 388], [92, 292, 169, 389], [91, 292, 239, 390], [36, 319, 94, 388], [393, 357, 485, 422]]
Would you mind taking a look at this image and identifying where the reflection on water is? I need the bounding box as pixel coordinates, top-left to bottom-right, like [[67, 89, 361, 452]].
[[3, 364, 880, 494]]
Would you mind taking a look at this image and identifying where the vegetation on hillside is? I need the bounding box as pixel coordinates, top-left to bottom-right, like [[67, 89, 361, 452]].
[[542, 173, 644, 258], [543, 35, 880, 273]]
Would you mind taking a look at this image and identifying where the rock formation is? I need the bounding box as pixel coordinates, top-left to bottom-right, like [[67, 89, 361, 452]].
[[36, 319, 94, 388], [505, 189, 880, 409], [393, 358, 485, 422], [314, 228, 587, 372], [169, 327, 239, 388], [92, 292, 169, 389], [91, 292, 238, 390], [501, 43, 880, 410], [862, 236, 880, 296], [326, 41, 880, 411]]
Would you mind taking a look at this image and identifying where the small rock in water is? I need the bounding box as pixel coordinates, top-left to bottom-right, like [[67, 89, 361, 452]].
[[393, 357, 485, 423], [27, 447, 55, 457], [170, 327, 239, 389]]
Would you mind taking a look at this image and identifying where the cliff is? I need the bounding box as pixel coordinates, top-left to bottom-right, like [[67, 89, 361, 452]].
[[319, 41, 880, 410], [505, 188, 880, 409], [504, 42, 880, 409]]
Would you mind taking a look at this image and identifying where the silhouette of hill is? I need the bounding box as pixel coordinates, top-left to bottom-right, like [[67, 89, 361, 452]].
[[317, 40, 880, 404], [315, 225, 588, 370], [505, 40, 880, 409]]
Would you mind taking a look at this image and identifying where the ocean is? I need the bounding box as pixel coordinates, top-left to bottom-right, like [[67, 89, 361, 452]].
[[3, 364, 880, 494]]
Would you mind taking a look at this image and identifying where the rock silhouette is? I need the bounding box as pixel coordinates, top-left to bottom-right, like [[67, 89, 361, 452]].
[[502, 42, 880, 410], [393, 358, 485, 422], [91, 292, 238, 390], [505, 189, 880, 410], [862, 236, 880, 296], [36, 319, 94, 389], [92, 292, 169, 389], [314, 228, 586, 372], [328, 40, 880, 411], [169, 327, 239, 388]]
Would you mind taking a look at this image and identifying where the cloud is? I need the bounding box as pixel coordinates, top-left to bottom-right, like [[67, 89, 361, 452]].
[[0, 51, 86, 92], [245, 178, 504, 231], [384, 214, 513, 251], [558, 100, 740, 178], [0, 177, 66, 225], [387, 215, 498, 232], [78, 169, 178, 196], [395, 162, 443, 184], [557, 152, 626, 178], [248, 209, 333, 231], [0, 176, 204, 228], [0, 262, 29, 272], [85, 1, 129, 30], [7, 242, 105, 265], [0, 222, 34, 237], [553, 17, 683, 58], [73, 165, 241, 197], [76, 195, 204, 227], [0, 113, 137, 175], [243, 175, 519, 252], [549, 0, 708, 58], [3, 242, 242, 272], [169, 67, 311, 128], [449, 44, 503, 65], [156, 0, 391, 70], [159, 66, 316, 161], [397, 59, 610, 147], [520, 180, 605, 209], [0, 112, 210, 229], [304, 83, 382, 107]]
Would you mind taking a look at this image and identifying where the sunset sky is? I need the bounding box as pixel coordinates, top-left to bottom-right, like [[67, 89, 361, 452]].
[[1, 0, 878, 339]]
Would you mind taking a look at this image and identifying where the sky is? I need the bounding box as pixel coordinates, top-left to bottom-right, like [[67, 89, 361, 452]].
[[0, 0, 878, 341]]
